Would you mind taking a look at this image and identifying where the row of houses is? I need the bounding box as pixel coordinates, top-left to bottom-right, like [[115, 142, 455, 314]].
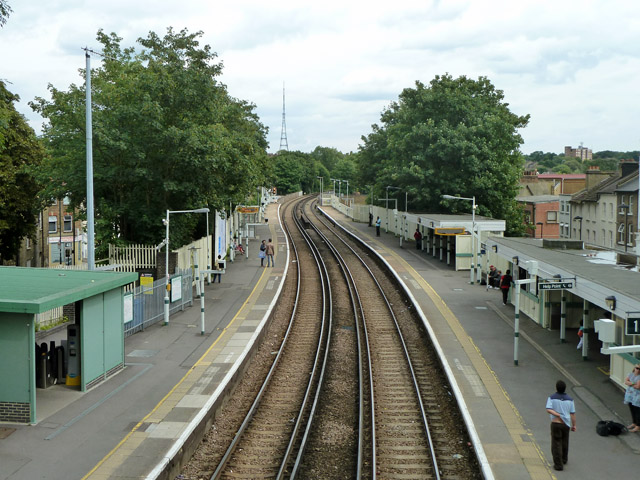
[[518, 160, 639, 263]]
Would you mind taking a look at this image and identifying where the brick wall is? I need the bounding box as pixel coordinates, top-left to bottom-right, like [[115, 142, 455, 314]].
[[0, 402, 30, 423]]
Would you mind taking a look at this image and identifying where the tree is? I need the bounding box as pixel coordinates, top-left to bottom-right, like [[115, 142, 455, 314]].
[[0, 81, 45, 261], [0, 0, 11, 27], [32, 28, 269, 255], [359, 75, 529, 234]]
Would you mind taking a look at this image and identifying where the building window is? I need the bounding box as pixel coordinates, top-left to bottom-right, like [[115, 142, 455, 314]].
[[547, 211, 558, 223], [48, 215, 57, 233], [618, 223, 625, 244], [25, 237, 31, 249], [63, 215, 73, 232], [629, 225, 634, 245]]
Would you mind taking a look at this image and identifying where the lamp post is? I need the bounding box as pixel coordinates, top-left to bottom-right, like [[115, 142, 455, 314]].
[[573, 216, 583, 241], [164, 207, 210, 326], [443, 194, 477, 284], [316, 176, 323, 199], [330, 178, 337, 195], [386, 186, 400, 232], [343, 180, 349, 206], [536, 221, 544, 239]]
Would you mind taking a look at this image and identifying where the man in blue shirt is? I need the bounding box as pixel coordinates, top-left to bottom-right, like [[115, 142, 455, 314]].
[[545, 380, 577, 471]]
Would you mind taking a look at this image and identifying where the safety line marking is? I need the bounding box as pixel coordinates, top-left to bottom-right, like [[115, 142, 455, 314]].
[[82, 267, 269, 479]]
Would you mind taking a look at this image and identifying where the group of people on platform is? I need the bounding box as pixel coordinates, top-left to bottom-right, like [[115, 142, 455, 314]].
[[487, 265, 512, 305]]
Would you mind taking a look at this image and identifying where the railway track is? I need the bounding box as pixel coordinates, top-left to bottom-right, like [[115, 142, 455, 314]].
[[178, 195, 481, 479]]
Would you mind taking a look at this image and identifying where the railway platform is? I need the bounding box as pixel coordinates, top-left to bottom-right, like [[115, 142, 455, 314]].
[[323, 205, 640, 480], [1, 198, 638, 480]]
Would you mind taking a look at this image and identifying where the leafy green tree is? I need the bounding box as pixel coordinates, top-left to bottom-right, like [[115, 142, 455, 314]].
[[0, 81, 45, 261], [32, 28, 269, 255], [552, 164, 572, 174], [359, 74, 529, 234]]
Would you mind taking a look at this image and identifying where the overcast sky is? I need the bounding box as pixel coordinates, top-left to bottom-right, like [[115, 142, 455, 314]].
[[2, 0, 639, 155]]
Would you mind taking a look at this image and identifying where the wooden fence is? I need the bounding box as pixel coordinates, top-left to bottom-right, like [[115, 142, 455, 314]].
[[108, 243, 157, 272]]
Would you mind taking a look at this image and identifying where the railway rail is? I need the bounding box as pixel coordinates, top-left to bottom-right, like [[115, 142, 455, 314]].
[[178, 195, 481, 480]]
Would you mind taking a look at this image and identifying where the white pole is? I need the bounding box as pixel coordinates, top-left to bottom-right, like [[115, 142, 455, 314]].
[[514, 286, 520, 366], [560, 291, 566, 342], [206, 211, 211, 284], [85, 51, 95, 270], [164, 210, 170, 325], [193, 248, 201, 298], [471, 196, 476, 284]]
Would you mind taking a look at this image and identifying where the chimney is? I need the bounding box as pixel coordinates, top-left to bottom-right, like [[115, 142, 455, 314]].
[[586, 165, 610, 189], [619, 159, 639, 178]]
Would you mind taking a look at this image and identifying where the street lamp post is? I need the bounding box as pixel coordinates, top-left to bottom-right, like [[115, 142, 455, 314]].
[[386, 186, 400, 232], [343, 180, 349, 206], [536, 221, 544, 239], [443, 194, 477, 284], [164, 207, 210, 326], [330, 178, 337, 195], [317, 176, 323, 199]]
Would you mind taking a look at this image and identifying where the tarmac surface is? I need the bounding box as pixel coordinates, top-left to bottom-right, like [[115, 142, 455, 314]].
[[1, 199, 638, 480]]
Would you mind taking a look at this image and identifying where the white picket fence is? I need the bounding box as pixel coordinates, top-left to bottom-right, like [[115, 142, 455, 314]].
[[109, 243, 157, 272]]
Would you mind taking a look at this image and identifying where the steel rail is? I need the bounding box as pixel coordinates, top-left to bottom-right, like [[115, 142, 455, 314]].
[[209, 198, 320, 479], [290, 202, 366, 479], [312, 202, 442, 480], [278, 201, 332, 479]]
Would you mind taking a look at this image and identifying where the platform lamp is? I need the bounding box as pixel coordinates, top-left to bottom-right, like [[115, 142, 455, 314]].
[[164, 207, 210, 326]]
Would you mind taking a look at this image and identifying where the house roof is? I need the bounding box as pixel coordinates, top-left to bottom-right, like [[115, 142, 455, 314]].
[[571, 173, 621, 203], [616, 171, 639, 193], [0, 267, 138, 314], [516, 195, 560, 203], [537, 174, 586, 180]]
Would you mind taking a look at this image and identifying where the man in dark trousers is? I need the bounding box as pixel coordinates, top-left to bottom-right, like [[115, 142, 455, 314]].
[[500, 269, 513, 305], [414, 228, 422, 249], [369, 211, 373, 227], [546, 380, 576, 471], [375, 216, 381, 236]]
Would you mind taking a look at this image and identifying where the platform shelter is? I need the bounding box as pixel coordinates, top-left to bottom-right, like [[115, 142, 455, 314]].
[[0, 266, 137, 423]]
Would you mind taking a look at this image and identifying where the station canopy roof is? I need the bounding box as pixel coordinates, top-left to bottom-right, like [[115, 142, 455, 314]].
[[0, 266, 138, 314]]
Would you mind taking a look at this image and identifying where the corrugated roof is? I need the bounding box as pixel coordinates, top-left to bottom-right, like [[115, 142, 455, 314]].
[[0, 267, 138, 314]]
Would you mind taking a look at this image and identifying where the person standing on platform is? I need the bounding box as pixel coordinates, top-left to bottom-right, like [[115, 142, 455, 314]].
[[213, 255, 223, 283], [545, 380, 576, 471], [414, 228, 422, 249], [369, 212, 373, 227], [258, 240, 266, 267], [500, 269, 512, 305], [265, 238, 275, 267], [623, 364, 640, 432], [375, 216, 381, 237]]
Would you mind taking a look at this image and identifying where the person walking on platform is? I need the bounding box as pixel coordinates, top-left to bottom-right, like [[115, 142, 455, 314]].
[[623, 364, 640, 432], [414, 228, 422, 249], [546, 380, 576, 471], [500, 269, 512, 305], [265, 238, 275, 267], [258, 240, 266, 267], [375, 216, 381, 237]]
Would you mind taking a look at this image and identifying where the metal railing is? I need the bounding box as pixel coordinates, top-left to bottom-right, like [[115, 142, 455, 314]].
[[124, 271, 193, 337]]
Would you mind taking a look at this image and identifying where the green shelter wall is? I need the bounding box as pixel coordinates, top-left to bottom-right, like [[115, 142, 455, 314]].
[[0, 313, 33, 403], [82, 295, 105, 389], [81, 289, 125, 390], [104, 288, 124, 373]]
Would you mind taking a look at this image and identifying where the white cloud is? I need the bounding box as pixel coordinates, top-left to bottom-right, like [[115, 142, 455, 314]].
[[2, 0, 640, 154]]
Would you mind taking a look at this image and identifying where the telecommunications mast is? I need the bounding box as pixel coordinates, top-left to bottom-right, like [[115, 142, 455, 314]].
[[279, 83, 289, 151]]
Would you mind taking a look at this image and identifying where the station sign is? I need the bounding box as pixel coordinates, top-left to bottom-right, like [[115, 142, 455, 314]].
[[626, 317, 640, 336], [539, 281, 574, 290]]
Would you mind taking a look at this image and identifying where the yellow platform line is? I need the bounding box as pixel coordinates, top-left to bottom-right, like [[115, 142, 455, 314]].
[[375, 239, 554, 479], [83, 267, 270, 479]]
